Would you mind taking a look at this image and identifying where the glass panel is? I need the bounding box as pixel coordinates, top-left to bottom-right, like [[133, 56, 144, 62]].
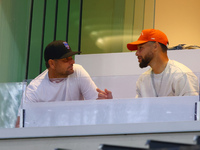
[[23, 96, 198, 127], [21, 72, 199, 127], [81, 0, 155, 54], [0, 82, 26, 128]]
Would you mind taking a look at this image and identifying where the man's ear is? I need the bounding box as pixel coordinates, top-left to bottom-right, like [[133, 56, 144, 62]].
[[153, 42, 159, 52], [48, 59, 56, 69], [154, 42, 159, 49]]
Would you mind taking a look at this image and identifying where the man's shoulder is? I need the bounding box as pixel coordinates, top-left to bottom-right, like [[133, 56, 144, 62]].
[[140, 68, 152, 76], [27, 69, 48, 90], [168, 60, 193, 73], [73, 64, 83, 70], [71, 64, 87, 75], [137, 68, 152, 82], [68, 64, 91, 80], [34, 69, 48, 80]]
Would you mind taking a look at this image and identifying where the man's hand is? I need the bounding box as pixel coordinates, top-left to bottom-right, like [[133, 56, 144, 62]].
[[15, 116, 20, 128], [96, 88, 113, 99]]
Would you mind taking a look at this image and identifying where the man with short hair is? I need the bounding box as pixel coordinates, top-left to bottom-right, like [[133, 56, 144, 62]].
[[16, 40, 112, 127], [25, 40, 112, 102], [127, 29, 199, 98]]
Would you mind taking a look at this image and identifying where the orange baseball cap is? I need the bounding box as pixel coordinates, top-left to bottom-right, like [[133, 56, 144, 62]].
[[127, 29, 169, 51]]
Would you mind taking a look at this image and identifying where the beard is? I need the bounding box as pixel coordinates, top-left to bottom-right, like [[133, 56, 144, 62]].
[[54, 65, 74, 78], [139, 52, 153, 68]]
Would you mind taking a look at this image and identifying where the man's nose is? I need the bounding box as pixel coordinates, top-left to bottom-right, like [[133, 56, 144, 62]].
[[135, 50, 139, 56], [70, 59, 75, 64]]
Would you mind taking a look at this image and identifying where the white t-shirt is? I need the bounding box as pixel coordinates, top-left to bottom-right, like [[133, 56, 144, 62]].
[[136, 60, 199, 98], [25, 64, 98, 102]]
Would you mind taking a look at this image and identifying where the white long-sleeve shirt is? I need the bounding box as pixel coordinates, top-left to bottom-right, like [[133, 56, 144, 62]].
[[136, 60, 199, 98]]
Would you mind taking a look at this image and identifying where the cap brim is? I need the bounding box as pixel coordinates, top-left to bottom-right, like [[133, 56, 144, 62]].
[[127, 40, 148, 51], [60, 51, 81, 59]]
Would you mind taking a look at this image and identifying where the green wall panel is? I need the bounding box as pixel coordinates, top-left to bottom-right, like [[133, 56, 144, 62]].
[[41, 0, 57, 72], [27, 0, 45, 79], [56, 0, 68, 41], [81, 0, 126, 54], [68, 0, 81, 52], [80, 0, 155, 54], [0, 0, 30, 82]]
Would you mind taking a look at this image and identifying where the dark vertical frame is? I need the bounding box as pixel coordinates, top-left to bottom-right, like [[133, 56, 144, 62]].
[[22, 109, 25, 127], [54, 0, 59, 40], [78, 0, 83, 53], [66, 0, 70, 42], [195, 102, 197, 121], [25, 0, 34, 79], [40, 0, 47, 73]]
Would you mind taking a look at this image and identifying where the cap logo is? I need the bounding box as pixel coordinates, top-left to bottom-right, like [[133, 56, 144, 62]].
[[151, 38, 155, 40], [63, 42, 70, 49]]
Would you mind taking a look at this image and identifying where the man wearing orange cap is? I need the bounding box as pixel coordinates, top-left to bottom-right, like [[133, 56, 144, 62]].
[[127, 29, 199, 97]]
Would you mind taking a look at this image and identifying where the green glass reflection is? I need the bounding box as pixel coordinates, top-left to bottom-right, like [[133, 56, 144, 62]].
[[81, 0, 155, 54], [0, 0, 30, 82]]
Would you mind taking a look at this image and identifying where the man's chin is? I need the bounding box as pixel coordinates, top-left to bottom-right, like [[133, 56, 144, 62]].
[[139, 63, 148, 68], [68, 70, 74, 75]]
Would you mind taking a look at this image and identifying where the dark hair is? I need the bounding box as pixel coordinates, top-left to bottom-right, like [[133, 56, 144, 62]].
[[159, 43, 168, 52], [45, 61, 50, 68], [149, 41, 168, 52]]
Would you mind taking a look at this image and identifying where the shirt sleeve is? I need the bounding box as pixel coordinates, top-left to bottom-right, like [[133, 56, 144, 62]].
[[135, 80, 141, 98], [25, 85, 38, 102], [174, 72, 199, 96], [76, 65, 98, 100]]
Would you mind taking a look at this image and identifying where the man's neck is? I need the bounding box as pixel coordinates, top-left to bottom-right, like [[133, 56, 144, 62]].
[[48, 69, 68, 81], [150, 56, 169, 74], [49, 78, 64, 83]]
